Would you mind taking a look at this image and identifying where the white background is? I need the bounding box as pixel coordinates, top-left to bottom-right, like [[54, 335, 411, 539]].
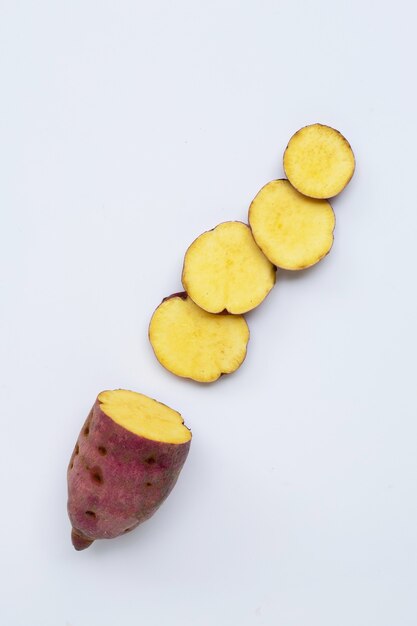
[[1, 1, 416, 625]]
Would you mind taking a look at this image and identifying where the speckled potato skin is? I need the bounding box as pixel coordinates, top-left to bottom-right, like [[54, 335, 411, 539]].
[[67, 398, 191, 550]]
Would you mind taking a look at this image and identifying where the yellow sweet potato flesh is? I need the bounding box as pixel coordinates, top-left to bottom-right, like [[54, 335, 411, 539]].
[[283, 123, 355, 199], [98, 390, 191, 444], [249, 180, 335, 270], [149, 294, 249, 383], [182, 221, 276, 314]]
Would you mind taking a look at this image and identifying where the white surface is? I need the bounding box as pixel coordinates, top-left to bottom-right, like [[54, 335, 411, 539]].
[[1, 1, 416, 625]]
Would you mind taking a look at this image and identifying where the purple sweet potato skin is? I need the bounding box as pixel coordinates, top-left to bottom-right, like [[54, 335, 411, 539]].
[[67, 397, 191, 549]]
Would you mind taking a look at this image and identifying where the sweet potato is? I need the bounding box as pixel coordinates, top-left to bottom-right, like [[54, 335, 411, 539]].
[[249, 179, 335, 270], [283, 123, 355, 199], [182, 221, 276, 314], [67, 389, 191, 550], [149, 292, 250, 382]]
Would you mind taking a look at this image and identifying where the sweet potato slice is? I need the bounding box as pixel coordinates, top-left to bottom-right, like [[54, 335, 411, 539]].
[[249, 179, 335, 270], [182, 221, 276, 314], [283, 123, 355, 199], [149, 293, 249, 382], [67, 389, 191, 550]]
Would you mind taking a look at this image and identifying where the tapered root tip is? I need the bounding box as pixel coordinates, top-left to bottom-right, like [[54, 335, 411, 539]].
[[71, 528, 94, 551]]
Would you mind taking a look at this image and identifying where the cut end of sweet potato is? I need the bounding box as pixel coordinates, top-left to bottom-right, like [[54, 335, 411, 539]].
[[283, 123, 355, 199], [71, 528, 94, 551], [98, 389, 191, 444], [182, 221, 276, 314], [149, 294, 249, 383], [249, 179, 335, 270]]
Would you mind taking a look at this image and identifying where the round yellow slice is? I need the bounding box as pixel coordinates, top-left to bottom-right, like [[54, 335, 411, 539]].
[[283, 123, 355, 199], [149, 294, 250, 383], [182, 221, 276, 314], [248, 179, 335, 270]]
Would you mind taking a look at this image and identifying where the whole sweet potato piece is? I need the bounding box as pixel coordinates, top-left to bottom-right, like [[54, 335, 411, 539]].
[[67, 389, 191, 550]]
